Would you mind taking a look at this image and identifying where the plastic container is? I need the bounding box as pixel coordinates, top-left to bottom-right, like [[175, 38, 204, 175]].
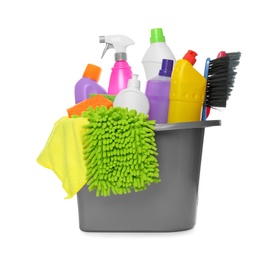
[[99, 35, 134, 95], [142, 28, 175, 80], [108, 60, 132, 95], [74, 64, 107, 104], [167, 50, 207, 123], [77, 120, 221, 232], [145, 59, 173, 123], [113, 74, 149, 115]]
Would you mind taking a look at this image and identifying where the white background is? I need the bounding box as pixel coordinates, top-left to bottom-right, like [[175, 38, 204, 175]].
[[1, 0, 276, 259]]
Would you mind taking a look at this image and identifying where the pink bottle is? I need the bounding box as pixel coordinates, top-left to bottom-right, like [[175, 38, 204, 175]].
[[108, 58, 132, 95], [99, 35, 135, 95], [145, 59, 174, 124]]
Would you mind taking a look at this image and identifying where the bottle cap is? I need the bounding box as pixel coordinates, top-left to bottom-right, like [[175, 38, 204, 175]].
[[150, 28, 165, 43], [83, 64, 102, 82], [159, 59, 174, 77], [128, 74, 140, 89], [183, 50, 197, 65]]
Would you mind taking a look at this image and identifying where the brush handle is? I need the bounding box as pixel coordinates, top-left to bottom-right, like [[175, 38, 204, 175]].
[[217, 51, 226, 58], [201, 58, 210, 121]]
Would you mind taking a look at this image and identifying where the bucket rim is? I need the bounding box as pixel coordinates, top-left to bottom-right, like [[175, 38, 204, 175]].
[[155, 120, 221, 131]]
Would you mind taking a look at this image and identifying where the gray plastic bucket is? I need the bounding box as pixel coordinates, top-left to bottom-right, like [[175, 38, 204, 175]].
[[77, 120, 221, 232]]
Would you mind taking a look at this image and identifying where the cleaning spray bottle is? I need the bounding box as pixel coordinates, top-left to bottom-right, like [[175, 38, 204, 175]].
[[145, 59, 174, 124], [167, 50, 207, 123], [142, 28, 175, 80], [99, 35, 135, 95], [74, 64, 107, 104], [113, 74, 149, 115]]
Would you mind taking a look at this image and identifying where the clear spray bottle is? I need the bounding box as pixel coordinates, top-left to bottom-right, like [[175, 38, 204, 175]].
[[99, 35, 135, 95]]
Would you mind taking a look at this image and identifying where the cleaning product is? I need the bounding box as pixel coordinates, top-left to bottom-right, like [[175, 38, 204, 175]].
[[74, 64, 107, 104], [167, 50, 207, 123], [67, 94, 113, 118], [113, 74, 150, 115], [99, 35, 135, 95], [145, 59, 174, 124], [36, 116, 89, 199], [81, 106, 160, 197], [203, 51, 241, 119], [142, 28, 175, 80]]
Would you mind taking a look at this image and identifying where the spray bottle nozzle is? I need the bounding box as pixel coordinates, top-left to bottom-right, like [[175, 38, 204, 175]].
[[99, 35, 135, 61]]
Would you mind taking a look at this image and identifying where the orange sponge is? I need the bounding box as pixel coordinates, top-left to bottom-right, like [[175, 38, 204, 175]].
[[67, 94, 113, 118]]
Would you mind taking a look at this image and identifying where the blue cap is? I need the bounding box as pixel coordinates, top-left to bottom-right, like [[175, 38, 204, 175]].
[[159, 59, 174, 77]]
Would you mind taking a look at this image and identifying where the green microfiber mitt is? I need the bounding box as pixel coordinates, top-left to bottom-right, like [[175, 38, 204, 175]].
[[81, 106, 160, 197]]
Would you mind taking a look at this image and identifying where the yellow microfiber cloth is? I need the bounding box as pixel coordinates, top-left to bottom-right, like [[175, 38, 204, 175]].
[[81, 106, 161, 197], [36, 116, 89, 199]]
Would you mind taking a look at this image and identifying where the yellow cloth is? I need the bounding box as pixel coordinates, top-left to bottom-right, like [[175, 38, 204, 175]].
[[37, 116, 88, 199]]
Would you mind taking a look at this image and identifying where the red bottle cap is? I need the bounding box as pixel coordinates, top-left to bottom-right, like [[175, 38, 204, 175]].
[[183, 50, 197, 65]]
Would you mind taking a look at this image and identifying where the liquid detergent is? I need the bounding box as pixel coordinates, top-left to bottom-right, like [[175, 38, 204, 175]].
[[113, 74, 149, 115], [142, 28, 175, 80], [99, 35, 134, 95], [74, 64, 107, 104], [145, 59, 174, 124], [167, 50, 207, 123]]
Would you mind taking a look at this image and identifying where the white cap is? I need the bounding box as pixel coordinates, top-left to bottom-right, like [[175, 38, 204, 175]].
[[128, 74, 140, 89]]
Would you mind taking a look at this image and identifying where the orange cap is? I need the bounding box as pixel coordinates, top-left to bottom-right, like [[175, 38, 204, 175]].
[[83, 64, 102, 82], [183, 50, 197, 65]]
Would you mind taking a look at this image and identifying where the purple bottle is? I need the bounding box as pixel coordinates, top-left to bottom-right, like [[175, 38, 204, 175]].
[[145, 59, 174, 124], [74, 64, 107, 104]]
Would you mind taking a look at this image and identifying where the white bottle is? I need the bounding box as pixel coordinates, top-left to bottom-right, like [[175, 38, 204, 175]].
[[113, 74, 150, 115], [142, 28, 176, 80]]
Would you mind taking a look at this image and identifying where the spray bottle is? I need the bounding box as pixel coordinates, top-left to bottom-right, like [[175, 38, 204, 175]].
[[113, 74, 149, 115], [74, 63, 107, 104], [167, 50, 207, 123], [99, 35, 135, 95]]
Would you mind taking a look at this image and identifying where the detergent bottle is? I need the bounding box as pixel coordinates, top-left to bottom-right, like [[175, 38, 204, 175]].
[[74, 64, 107, 104], [142, 28, 175, 80], [145, 59, 174, 124], [167, 50, 207, 123], [113, 74, 149, 115], [99, 35, 135, 95]]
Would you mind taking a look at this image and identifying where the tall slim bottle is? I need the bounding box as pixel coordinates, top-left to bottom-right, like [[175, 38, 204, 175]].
[[145, 59, 173, 124]]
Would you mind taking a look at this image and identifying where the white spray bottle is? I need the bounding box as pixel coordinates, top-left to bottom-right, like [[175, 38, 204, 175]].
[[99, 35, 135, 95]]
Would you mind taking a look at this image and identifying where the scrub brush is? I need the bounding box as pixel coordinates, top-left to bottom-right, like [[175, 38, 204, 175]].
[[202, 51, 241, 120], [81, 106, 160, 197]]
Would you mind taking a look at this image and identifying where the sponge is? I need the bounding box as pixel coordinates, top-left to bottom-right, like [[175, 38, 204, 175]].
[[89, 93, 116, 102], [67, 94, 113, 118], [81, 106, 160, 197]]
